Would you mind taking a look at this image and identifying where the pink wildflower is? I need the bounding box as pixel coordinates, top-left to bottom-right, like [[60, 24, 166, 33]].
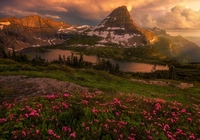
[[181, 109, 186, 113], [48, 129, 54, 135], [187, 118, 192, 122], [148, 135, 153, 140], [94, 119, 99, 123], [0, 118, 7, 123], [91, 108, 99, 114], [63, 94, 69, 97], [189, 134, 195, 139], [46, 94, 57, 99], [86, 127, 90, 131], [70, 132, 76, 138], [22, 131, 26, 136], [116, 112, 120, 116], [29, 110, 39, 117], [104, 124, 109, 130], [82, 100, 89, 105], [154, 103, 161, 110], [67, 127, 72, 132], [113, 98, 121, 104], [163, 124, 170, 132], [167, 133, 173, 139], [147, 130, 150, 134], [62, 102, 68, 109], [62, 126, 67, 132], [176, 128, 183, 134], [128, 136, 135, 140], [35, 129, 40, 134], [82, 122, 86, 127]]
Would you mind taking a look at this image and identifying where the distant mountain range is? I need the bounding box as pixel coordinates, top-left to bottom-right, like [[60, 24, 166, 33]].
[[1, 6, 200, 63], [185, 36, 200, 47], [0, 15, 69, 51], [149, 27, 200, 62]]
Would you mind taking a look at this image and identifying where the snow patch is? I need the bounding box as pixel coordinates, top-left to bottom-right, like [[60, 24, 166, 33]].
[[48, 39, 52, 45], [77, 25, 89, 29], [0, 22, 10, 25], [32, 44, 40, 47], [95, 44, 105, 47], [0, 21, 11, 30], [88, 29, 141, 46], [107, 27, 125, 30]]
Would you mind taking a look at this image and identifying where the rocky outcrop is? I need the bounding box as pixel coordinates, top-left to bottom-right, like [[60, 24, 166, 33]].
[[0, 75, 89, 100]]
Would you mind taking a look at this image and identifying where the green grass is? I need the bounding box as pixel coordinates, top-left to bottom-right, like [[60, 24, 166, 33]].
[[0, 58, 200, 139], [0, 59, 200, 107]]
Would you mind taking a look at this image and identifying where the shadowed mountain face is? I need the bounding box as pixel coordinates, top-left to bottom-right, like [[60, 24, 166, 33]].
[[87, 6, 157, 47], [0, 15, 69, 50], [150, 27, 200, 62]]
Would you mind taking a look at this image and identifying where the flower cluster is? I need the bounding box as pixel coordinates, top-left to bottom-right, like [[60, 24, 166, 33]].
[[0, 92, 199, 139]]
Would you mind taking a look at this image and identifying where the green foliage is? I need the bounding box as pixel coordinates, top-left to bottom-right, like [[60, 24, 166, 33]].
[[153, 37, 180, 59], [64, 35, 102, 46], [47, 45, 170, 64]]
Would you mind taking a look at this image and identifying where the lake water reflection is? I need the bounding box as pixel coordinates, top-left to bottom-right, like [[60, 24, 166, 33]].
[[20, 48, 168, 72]]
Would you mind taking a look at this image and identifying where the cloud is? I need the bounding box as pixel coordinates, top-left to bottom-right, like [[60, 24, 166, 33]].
[[156, 4, 200, 29], [44, 14, 60, 19], [40, 6, 68, 12], [0, 8, 39, 17], [0, 0, 200, 28]]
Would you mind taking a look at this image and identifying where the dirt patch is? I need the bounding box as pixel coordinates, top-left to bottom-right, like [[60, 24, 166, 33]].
[[0, 75, 89, 100], [176, 83, 194, 89], [131, 78, 194, 89]]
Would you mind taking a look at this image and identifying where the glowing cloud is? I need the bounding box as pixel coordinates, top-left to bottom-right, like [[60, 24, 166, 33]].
[[0, 0, 200, 28]]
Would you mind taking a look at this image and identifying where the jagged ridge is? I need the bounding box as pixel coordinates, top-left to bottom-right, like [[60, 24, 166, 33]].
[[0, 15, 69, 50]]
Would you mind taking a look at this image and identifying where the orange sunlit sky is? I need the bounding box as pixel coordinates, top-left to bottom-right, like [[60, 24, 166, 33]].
[[1, 0, 200, 29]]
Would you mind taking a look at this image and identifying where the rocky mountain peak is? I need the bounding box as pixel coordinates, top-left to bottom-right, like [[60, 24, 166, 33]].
[[19, 15, 69, 29], [20, 15, 49, 28], [95, 6, 142, 34], [87, 6, 156, 47]]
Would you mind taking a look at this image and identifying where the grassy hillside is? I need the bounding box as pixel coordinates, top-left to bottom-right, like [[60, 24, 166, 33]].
[[0, 58, 200, 139]]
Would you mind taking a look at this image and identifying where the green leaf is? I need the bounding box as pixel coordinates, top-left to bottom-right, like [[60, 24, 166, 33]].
[[14, 122, 23, 129]]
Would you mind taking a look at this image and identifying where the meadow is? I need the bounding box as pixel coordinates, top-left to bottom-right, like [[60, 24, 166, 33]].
[[0, 91, 199, 139], [0, 58, 200, 139]]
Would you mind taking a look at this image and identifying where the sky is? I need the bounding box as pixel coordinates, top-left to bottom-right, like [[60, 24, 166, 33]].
[[0, 0, 200, 29]]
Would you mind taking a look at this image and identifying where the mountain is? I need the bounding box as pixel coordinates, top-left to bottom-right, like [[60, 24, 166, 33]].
[[86, 6, 158, 47], [150, 27, 200, 62], [1, 7, 200, 63], [185, 36, 200, 47], [0, 15, 69, 51]]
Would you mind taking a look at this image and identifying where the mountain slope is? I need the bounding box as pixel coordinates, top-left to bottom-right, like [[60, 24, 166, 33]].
[[0, 15, 69, 50], [150, 27, 200, 62]]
